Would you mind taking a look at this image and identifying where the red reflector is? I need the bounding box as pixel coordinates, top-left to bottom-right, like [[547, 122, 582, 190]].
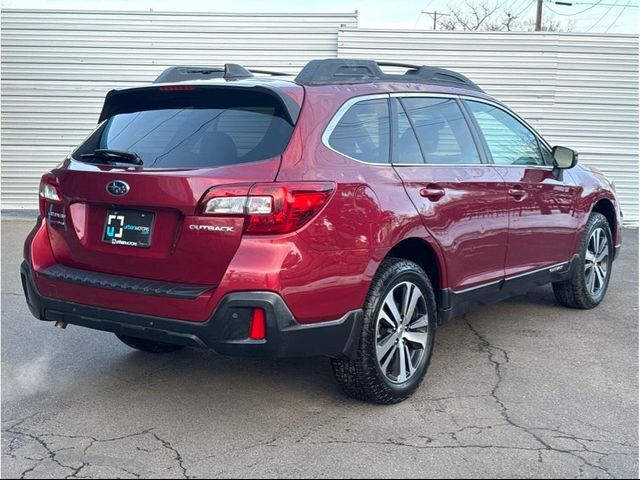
[[249, 308, 266, 340], [158, 85, 197, 91]]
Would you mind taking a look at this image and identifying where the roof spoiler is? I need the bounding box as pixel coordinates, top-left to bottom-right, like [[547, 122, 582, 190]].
[[294, 59, 483, 92], [98, 84, 301, 125]]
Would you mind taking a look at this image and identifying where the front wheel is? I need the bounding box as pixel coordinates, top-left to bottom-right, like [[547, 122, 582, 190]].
[[331, 258, 437, 404], [553, 212, 614, 309]]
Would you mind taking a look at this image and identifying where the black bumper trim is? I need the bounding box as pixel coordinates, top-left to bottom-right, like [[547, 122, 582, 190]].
[[437, 254, 580, 324], [39, 263, 213, 299], [21, 262, 363, 359]]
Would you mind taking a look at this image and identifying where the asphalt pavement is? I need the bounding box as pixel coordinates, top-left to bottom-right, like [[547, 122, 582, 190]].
[[2, 217, 638, 478]]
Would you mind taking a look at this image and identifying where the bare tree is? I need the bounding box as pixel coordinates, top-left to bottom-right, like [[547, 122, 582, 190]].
[[438, 1, 504, 31], [437, 0, 575, 32], [503, 13, 518, 32]]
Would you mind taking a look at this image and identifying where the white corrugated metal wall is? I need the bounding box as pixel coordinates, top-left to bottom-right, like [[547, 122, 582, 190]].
[[0, 9, 357, 208], [338, 29, 639, 224], [1, 11, 638, 224]]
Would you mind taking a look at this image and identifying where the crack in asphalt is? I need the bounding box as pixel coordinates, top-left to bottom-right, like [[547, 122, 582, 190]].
[[321, 437, 552, 453], [4, 422, 82, 479], [462, 314, 633, 479], [2, 315, 636, 478], [150, 432, 191, 479], [309, 315, 636, 479], [2, 418, 192, 479]]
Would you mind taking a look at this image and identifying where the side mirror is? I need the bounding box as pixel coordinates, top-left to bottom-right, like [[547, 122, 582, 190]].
[[552, 146, 578, 169]]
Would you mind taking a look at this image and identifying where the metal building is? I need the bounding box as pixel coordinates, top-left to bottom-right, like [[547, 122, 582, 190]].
[[0, 9, 357, 209], [1, 9, 638, 223], [338, 28, 639, 224]]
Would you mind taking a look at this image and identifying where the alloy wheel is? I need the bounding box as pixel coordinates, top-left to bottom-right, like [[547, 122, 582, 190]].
[[375, 281, 430, 384], [585, 227, 609, 297]]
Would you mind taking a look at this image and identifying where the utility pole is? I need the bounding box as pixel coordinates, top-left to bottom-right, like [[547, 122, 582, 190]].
[[535, 0, 544, 31], [422, 10, 450, 30]]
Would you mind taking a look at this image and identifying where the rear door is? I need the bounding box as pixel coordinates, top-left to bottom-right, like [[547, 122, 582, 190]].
[[463, 99, 579, 277], [390, 94, 510, 292], [44, 85, 299, 286]]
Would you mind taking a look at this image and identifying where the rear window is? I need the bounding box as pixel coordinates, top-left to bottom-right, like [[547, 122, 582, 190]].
[[75, 90, 295, 168]]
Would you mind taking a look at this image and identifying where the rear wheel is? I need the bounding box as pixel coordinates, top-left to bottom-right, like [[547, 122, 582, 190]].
[[331, 258, 436, 404], [116, 334, 185, 354], [553, 212, 613, 309]]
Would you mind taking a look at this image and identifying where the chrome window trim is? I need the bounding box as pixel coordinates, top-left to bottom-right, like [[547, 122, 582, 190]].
[[393, 94, 487, 167], [321, 93, 392, 166], [321, 91, 554, 169], [394, 92, 554, 158], [389, 92, 458, 99]]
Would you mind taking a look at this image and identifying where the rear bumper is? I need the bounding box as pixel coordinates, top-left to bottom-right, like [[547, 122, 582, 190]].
[[21, 261, 363, 359]]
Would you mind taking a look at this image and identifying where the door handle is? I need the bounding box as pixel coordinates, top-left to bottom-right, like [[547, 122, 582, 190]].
[[420, 185, 445, 201], [508, 185, 527, 200]]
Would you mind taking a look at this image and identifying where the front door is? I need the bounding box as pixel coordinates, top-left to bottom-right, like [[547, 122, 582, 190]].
[[464, 99, 579, 277]]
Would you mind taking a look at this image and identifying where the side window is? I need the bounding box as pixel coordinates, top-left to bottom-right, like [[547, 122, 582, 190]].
[[328, 98, 390, 164], [466, 101, 544, 166], [400, 97, 481, 165], [392, 99, 424, 164]]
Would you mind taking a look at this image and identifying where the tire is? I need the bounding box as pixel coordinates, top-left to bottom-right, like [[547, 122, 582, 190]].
[[553, 212, 614, 309], [116, 334, 185, 354], [331, 258, 437, 404]]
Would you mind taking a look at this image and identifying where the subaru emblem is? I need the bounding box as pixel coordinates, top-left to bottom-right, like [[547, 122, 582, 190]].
[[106, 180, 130, 196]]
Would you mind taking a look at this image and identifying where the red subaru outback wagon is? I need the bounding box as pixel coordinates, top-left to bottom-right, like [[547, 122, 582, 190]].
[[22, 59, 622, 404]]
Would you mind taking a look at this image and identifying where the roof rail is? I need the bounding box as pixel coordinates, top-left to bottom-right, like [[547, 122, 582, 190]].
[[248, 69, 291, 77], [294, 59, 483, 92], [153, 64, 290, 83]]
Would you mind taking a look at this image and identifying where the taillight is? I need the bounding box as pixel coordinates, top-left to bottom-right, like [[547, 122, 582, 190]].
[[249, 308, 266, 340], [199, 182, 335, 234], [38, 174, 62, 215]]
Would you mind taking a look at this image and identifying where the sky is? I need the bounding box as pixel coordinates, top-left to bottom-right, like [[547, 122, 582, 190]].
[[0, 0, 638, 33]]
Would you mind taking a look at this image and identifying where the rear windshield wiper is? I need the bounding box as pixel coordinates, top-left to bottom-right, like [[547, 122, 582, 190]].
[[80, 149, 143, 165]]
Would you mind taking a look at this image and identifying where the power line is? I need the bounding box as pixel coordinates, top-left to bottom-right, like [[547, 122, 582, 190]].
[[568, 1, 637, 5], [422, 10, 450, 29], [544, 0, 605, 15], [505, 0, 526, 14], [513, 0, 536, 17], [415, 0, 434, 27], [508, 0, 531, 16], [587, 0, 619, 30], [605, 0, 632, 31]]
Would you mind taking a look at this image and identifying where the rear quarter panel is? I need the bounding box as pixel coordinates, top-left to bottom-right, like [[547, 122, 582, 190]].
[[274, 85, 448, 322]]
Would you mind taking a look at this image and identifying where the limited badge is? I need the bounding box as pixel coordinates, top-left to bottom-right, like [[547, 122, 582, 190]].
[[47, 204, 66, 228]]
